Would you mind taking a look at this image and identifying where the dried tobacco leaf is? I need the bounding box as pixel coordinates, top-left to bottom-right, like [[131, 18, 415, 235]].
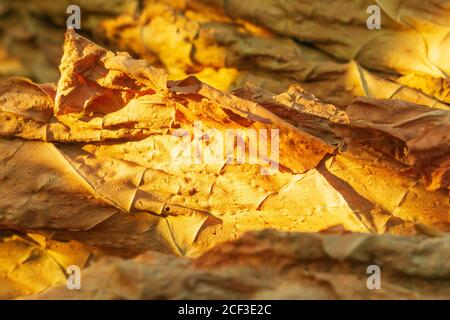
[[195, 0, 450, 79], [0, 31, 447, 266], [0, 1, 448, 299], [98, 0, 450, 108], [0, 231, 94, 299], [28, 230, 450, 300], [2, 0, 450, 109]]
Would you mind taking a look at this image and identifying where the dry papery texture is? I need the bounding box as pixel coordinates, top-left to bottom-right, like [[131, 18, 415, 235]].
[[0, 231, 100, 299], [0, 31, 448, 299], [29, 230, 450, 300], [1, 0, 450, 109]]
